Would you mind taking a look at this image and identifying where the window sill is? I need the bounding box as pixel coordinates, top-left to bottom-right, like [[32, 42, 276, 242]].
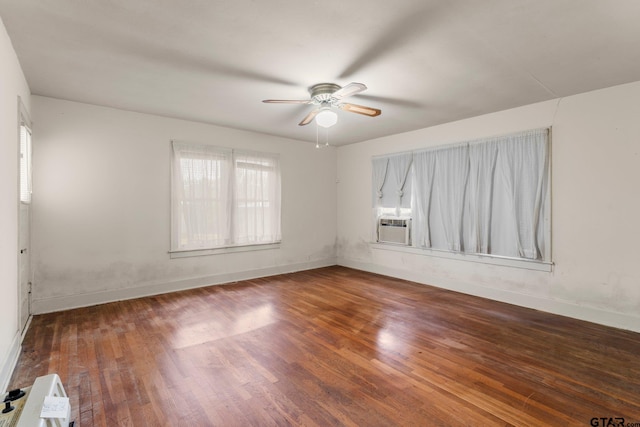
[[370, 243, 553, 272], [169, 242, 281, 259]]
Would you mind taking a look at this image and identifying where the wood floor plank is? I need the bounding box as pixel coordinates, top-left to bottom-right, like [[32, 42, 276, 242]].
[[9, 266, 640, 426]]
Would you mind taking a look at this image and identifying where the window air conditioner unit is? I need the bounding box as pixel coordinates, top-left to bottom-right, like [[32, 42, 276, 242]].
[[377, 217, 411, 245]]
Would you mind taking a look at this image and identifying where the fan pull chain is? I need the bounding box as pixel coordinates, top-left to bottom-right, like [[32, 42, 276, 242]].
[[314, 117, 331, 148]]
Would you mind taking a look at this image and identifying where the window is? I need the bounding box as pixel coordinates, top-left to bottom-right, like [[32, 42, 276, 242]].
[[20, 121, 32, 203], [373, 128, 550, 262], [171, 142, 281, 253]]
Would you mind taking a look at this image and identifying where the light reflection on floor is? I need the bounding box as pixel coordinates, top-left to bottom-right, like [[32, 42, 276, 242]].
[[172, 303, 275, 349], [376, 326, 405, 353]]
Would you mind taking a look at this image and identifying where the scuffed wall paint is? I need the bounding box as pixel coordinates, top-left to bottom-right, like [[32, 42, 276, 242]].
[[336, 236, 373, 264], [31, 96, 338, 310]]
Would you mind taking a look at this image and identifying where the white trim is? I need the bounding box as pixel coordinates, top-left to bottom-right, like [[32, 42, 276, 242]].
[[544, 127, 553, 263], [169, 242, 281, 259], [17, 97, 32, 338], [31, 257, 336, 314], [0, 332, 21, 393], [337, 257, 640, 334], [371, 243, 553, 272], [20, 315, 32, 341]]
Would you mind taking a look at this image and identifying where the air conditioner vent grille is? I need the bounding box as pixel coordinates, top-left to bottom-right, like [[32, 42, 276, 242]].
[[377, 217, 411, 245], [379, 218, 409, 227]]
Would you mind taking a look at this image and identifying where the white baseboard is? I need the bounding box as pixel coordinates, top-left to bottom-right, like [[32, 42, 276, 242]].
[[0, 332, 22, 393], [32, 258, 337, 314], [338, 257, 640, 334]]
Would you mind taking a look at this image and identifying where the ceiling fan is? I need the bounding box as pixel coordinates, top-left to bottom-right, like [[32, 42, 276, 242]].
[[263, 82, 381, 127]]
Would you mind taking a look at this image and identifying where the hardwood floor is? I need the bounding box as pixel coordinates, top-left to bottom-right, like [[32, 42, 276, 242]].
[[10, 266, 640, 426]]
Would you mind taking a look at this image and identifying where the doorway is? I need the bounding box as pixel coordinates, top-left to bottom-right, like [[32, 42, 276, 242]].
[[18, 100, 32, 333]]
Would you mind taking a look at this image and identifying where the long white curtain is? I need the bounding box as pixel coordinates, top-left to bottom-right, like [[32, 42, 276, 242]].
[[171, 142, 232, 250], [233, 150, 281, 245], [434, 145, 469, 252], [466, 140, 499, 254], [384, 128, 549, 260], [497, 129, 548, 259], [412, 150, 437, 248]]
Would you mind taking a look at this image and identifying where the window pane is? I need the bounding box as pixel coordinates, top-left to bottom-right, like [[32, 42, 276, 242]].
[[171, 142, 231, 250], [20, 124, 32, 203], [233, 151, 281, 245]]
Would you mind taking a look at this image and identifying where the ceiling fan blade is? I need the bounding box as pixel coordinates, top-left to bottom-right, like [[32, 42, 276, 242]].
[[263, 99, 312, 104], [356, 93, 424, 108], [299, 109, 319, 126], [339, 103, 382, 117], [331, 82, 367, 101]]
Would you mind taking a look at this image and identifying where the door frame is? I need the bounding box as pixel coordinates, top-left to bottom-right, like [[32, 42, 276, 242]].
[[17, 97, 32, 334]]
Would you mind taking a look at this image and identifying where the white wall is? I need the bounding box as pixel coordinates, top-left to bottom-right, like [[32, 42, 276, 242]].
[[0, 17, 31, 390], [31, 96, 337, 312], [337, 81, 640, 332]]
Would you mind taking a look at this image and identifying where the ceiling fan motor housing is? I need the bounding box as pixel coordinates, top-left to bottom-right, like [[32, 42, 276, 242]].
[[309, 83, 341, 104]]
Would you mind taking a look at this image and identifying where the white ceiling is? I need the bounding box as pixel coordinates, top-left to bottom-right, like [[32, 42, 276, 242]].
[[1, 0, 640, 146]]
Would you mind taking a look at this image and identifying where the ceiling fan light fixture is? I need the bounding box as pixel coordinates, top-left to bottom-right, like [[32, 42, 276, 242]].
[[315, 108, 338, 128], [264, 82, 381, 130]]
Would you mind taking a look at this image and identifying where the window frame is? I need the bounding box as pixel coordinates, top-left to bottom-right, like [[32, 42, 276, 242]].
[[372, 128, 552, 270], [170, 141, 281, 258], [19, 116, 33, 205]]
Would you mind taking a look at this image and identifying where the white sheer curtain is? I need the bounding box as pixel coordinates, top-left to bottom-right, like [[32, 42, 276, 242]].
[[373, 153, 412, 209], [171, 142, 232, 250], [434, 145, 469, 252], [497, 129, 548, 259], [371, 157, 389, 207], [171, 142, 281, 251], [389, 153, 413, 210], [412, 150, 437, 248], [233, 150, 281, 245], [466, 140, 499, 254], [382, 128, 549, 261]]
